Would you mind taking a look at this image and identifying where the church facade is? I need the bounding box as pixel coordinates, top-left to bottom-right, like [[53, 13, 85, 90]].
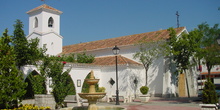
[[22, 4, 199, 100]]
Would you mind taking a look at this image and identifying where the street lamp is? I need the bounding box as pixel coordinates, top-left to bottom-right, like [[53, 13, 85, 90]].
[[112, 45, 120, 105], [133, 77, 138, 98]]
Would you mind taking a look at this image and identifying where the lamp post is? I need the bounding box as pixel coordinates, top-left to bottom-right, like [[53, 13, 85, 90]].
[[134, 77, 138, 98], [112, 45, 120, 105]]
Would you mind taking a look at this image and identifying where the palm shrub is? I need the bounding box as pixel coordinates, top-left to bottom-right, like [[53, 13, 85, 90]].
[[202, 78, 218, 104]]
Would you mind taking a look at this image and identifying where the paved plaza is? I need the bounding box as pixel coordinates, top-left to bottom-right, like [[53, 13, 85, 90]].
[[97, 97, 202, 110]]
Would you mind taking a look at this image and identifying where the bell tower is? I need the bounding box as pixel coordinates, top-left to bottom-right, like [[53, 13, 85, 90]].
[[26, 4, 63, 55]]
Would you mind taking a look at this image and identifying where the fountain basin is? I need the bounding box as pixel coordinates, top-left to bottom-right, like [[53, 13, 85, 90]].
[[85, 79, 99, 85], [78, 93, 106, 100]]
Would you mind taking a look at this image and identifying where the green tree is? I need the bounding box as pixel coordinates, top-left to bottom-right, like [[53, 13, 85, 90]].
[[196, 23, 220, 79], [77, 52, 95, 63], [12, 19, 28, 69], [23, 70, 47, 99], [12, 19, 45, 69], [39, 56, 74, 108], [0, 29, 27, 109], [50, 52, 94, 63], [167, 28, 202, 97], [27, 72, 47, 94], [133, 38, 165, 86], [194, 23, 220, 104], [202, 79, 218, 104], [66, 74, 76, 95], [46, 59, 73, 108]]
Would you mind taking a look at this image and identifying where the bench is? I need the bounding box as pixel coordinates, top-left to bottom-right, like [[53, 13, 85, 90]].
[[64, 95, 77, 107], [109, 95, 127, 103], [199, 104, 218, 110], [80, 99, 88, 106]]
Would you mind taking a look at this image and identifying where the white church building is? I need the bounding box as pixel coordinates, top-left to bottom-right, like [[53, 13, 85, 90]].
[[21, 4, 199, 100]]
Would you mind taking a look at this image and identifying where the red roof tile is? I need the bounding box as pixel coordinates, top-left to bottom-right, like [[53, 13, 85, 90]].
[[62, 27, 186, 54], [91, 55, 142, 66], [200, 72, 220, 75], [27, 4, 62, 14]]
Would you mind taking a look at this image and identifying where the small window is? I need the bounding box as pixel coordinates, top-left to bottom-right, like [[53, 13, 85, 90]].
[[43, 44, 47, 48], [34, 17, 38, 28], [48, 17, 54, 27]]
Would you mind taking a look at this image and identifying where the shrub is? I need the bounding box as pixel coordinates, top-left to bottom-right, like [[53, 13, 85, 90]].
[[16, 104, 51, 110], [97, 87, 106, 92], [140, 86, 149, 95], [202, 79, 218, 104]]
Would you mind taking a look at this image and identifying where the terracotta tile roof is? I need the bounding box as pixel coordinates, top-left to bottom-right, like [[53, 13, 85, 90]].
[[200, 72, 220, 75], [62, 27, 186, 54], [91, 55, 142, 66], [27, 4, 62, 14]]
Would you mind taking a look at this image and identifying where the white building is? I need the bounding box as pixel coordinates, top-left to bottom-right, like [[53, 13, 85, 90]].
[[26, 4, 63, 56], [22, 4, 198, 100]]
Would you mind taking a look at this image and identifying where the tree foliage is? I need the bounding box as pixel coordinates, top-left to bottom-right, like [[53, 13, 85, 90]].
[[133, 37, 166, 86], [202, 79, 218, 104], [27, 71, 47, 94], [23, 70, 47, 99], [77, 52, 95, 63], [168, 23, 220, 98], [12, 19, 46, 69], [48, 61, 73, 108], [195, 23, 220, 78], [0, 29, 27, 109], [81, 73, 99, 93], [12, 19, 28, 69], [39, 56, 75, 108], [167, 28, 201, 73], [167, 27, 202, 98], [51, 52, 95, 63]]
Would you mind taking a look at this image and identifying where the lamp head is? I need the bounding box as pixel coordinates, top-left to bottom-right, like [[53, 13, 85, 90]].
[[112, 45, 120, 55]]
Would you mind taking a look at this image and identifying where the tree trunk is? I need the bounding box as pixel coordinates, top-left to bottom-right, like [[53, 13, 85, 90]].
[[206, 62, 212, 80], [144, 64, 149, 86], [183, 70, 190, 98], [185, 73, 190, 98], [145, 69, 148, 86]]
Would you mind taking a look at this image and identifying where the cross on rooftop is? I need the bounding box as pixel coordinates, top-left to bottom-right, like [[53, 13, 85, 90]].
[[41, 0, 46, 3]]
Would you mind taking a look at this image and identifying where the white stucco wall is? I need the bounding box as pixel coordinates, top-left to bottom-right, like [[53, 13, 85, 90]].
[[41, 32, 62, 55], [27, 8, 63, 56], [27, 32, 63, 56], [28, 10, 61, 35], [28, 10, 42, 34], [80, 44, 178, 97]]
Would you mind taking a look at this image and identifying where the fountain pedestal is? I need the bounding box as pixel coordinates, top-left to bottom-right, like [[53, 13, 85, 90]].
[[78, 70, 106, 110]]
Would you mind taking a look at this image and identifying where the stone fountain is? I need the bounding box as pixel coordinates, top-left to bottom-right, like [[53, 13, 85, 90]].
[[78, 70, 106, 110]]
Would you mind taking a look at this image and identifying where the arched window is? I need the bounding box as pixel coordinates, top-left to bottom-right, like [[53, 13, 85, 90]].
[[34, 17, 38, 28], [48, 17, 54, 27]]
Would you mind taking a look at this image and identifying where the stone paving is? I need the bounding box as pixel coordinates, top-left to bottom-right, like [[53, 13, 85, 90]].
[[96, 97, 202, 110]]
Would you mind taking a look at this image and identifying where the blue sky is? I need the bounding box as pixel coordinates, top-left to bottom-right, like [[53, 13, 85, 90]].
[[0, 0, 219, 46]]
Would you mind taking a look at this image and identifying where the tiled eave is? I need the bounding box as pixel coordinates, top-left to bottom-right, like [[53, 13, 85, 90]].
[[27, 4, 62, 15], [92, 55, 142, 66], [62, 55, 142, 67]]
